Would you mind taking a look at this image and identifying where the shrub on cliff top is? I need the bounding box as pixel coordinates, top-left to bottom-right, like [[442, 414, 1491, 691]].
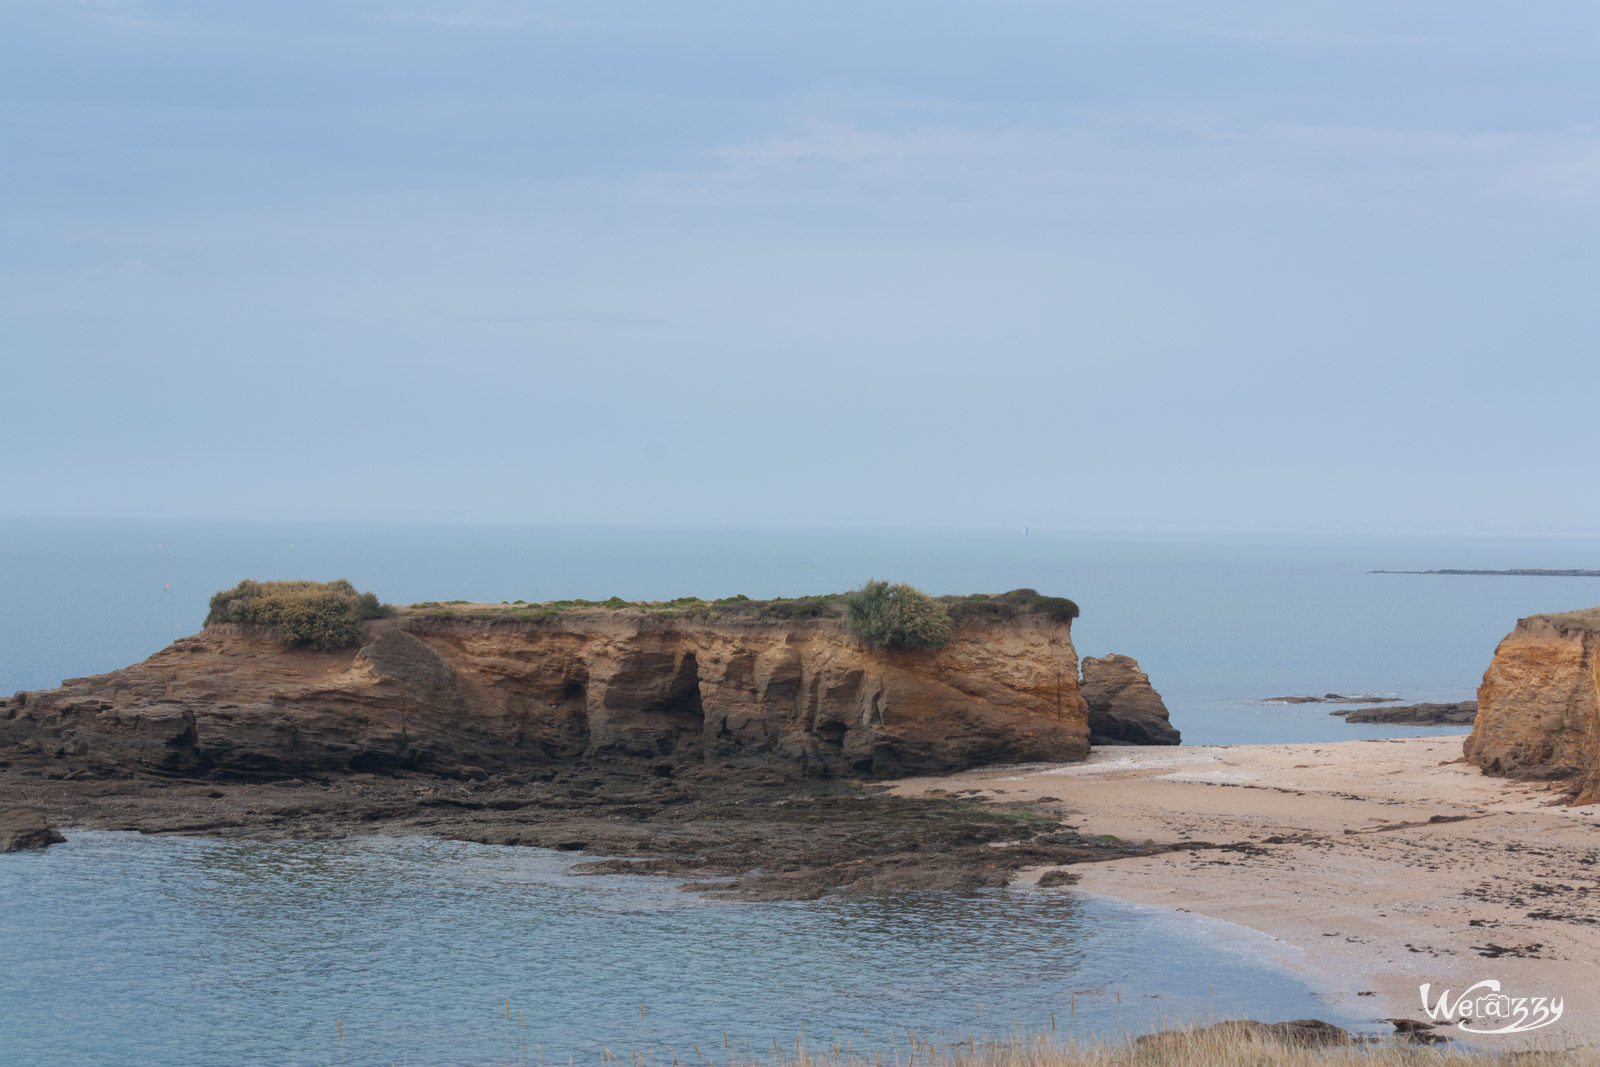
[[206, 579, 394, 650], [941, 595, 1008, 621], [844, 580, 953, 651], [1023, 594, 1079, 622], [755, 595, 839, 620], [941, 590, 1080, 625]]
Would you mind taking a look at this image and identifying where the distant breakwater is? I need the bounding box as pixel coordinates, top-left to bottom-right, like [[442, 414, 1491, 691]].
[[1371, 569, 1600, 577]]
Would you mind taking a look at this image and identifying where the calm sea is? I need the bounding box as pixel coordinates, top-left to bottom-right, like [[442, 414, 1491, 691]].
[[2, 832, 1360, 1066], [4, 518, 1599, 1064], [7, 517, 1600, 741]]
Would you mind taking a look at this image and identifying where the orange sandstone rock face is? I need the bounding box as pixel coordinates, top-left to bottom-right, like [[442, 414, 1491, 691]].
[[1464, 610, 1600, 804], [0, 613, 1090, 781]]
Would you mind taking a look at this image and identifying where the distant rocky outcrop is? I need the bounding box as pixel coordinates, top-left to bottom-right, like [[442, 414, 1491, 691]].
[[1080, 654, 1179, 746], [0, 809, 65, 853], [1333, 701, 1477, 725], [1464, 609, 1600, 804], [0, 609, 1090, 783]]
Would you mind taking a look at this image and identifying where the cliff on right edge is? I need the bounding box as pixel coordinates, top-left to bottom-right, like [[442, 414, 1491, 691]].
[[1464, 608, 1600, 804]]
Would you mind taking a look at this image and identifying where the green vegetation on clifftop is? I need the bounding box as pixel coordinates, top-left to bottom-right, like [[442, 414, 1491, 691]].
[[843, 580, 954, 650], [401, 584, 1079, 639], [206, 579, 395, 650]]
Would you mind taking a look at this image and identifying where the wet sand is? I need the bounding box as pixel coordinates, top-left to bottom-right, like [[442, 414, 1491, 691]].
[[891, 737, 1600, 1050]]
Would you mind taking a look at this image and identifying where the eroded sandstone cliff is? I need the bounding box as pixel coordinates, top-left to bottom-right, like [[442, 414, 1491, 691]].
[[1464, 609, 1600, 804], [0, 610, 1090, 781]]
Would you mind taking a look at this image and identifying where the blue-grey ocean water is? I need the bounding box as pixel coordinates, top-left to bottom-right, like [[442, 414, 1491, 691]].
[[2, 832, 1349, 1066], [4, 519, 1600, 1064]]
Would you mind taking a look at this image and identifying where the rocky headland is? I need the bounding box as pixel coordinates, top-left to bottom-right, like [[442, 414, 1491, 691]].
[[0, 588, 1190, 895], [1465, 607, 1600, 804], [0, 603, 1091, 782]]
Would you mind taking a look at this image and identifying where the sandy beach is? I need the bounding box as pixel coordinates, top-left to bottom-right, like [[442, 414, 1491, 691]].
[[892, 737, 1600, 1050]]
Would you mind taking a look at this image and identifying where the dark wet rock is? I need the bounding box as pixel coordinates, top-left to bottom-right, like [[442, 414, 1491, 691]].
[[0, 765, 1197, 900], [1266, 694, 1398, 704], [1334, 701, 1476, 725], [1034, 868, 1081, 888], [1081, 654, 1180, 746], [0, 809, 65, 852], [1386, 1018, 1451, 1044], [1474, 941, 1545, 958]]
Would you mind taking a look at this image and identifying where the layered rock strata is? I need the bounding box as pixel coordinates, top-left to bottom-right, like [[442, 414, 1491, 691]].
[[0, 611, 1090, 782], [1464, 609, 1600, 803], [1080, 654, 1180, 746]]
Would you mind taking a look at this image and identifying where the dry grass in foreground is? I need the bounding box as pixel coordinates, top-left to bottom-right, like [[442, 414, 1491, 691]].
[[652, 1028, 1599, 1067]]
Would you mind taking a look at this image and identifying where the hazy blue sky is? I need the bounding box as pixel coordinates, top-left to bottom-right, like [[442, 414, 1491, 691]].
[[5, 1, 1597, 532]]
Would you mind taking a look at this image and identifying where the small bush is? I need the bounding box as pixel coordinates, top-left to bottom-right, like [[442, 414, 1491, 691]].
[[357, 591, 396, 620], [844, 580, 953, 651], [206, 579, 391, 651], [938, 589, 1079, 625], [1024, 594, 1080, 622], [944, 593, 1022, 622]]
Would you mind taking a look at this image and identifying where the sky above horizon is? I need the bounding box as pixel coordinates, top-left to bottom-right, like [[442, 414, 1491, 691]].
[[4, 1, 1597, 534]]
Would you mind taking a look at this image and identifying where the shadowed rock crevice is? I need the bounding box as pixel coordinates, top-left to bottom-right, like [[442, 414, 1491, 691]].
[[644, 652, 705, 757]]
